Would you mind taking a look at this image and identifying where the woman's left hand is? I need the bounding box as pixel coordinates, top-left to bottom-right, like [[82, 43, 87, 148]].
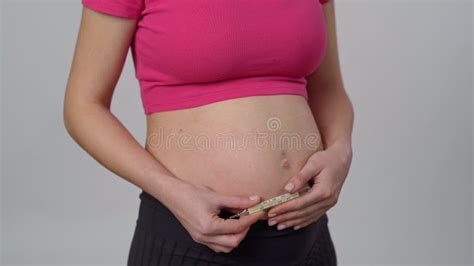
[[267, 140, 352, 230]]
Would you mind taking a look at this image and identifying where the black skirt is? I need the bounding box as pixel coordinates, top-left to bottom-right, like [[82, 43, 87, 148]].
[[127, 190, 337, 266]]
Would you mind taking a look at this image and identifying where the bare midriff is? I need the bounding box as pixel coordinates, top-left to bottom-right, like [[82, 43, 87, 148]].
[[145, 95, 323, 220]]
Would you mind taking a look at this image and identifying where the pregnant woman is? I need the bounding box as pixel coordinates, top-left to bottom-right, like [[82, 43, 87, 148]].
[[64, 0, 354, 265]]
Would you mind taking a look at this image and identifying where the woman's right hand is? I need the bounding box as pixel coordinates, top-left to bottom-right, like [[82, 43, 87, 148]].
[[165, 182, 265, 253]]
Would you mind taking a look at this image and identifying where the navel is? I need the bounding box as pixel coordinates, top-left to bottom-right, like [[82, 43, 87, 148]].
[[280, 157, 291, 168]]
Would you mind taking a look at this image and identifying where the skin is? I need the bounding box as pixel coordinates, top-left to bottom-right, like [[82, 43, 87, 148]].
[[64, 1, 352, 254], [267, 3, 354, 230], [64, 6, 265, 254], [144, 93, 323, 212]]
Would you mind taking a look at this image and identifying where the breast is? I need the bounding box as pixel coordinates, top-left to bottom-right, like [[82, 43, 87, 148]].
[[133, 0, 328, 84], [145, 95, 324, 200]]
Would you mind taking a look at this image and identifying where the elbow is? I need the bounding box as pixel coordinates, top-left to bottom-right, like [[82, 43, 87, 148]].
[[63, 88, 80, 138], [344, 88, 355, 117], [63, 96, 111, 136], [63, 98, 78, 140], [62, 95, 103, 140]]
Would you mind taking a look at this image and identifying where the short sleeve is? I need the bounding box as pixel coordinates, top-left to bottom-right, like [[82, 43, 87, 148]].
[[319, 0, 333, 4], [81, 0, 144, 19]]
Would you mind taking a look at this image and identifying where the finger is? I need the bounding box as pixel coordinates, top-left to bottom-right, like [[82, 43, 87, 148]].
[[195, 230, 243, 252], [196, 194, 262, 236], [268, 183, 330, 217], [219, 194, 261, 210], [290, 212, 326, 230], [209, 210, 265, 235], [286, 212, 321, 229], [283, 155, 323, 193], [200, 227, 250, 250], [206, 243, 232, 253], [268, 203, 321, 225], [273, 211, 323, 231]]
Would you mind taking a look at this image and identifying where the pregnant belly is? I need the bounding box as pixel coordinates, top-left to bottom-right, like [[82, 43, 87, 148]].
[[145, 95, 323, 219]]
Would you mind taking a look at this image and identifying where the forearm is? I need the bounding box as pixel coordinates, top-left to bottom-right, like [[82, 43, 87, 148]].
[[63, 101, 186, 207], [305, 2, 353, 157], [308, 85, 354, 155]]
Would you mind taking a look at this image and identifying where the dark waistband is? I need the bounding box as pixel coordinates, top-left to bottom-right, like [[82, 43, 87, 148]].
[[138, 189, 328, 238]]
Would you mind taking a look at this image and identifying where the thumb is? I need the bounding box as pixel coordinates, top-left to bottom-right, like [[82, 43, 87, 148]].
[[218, 194, 261, 211], [283, 156, 323, 193]]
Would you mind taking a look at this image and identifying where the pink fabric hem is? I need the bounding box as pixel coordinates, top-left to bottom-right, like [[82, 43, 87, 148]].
[[144, 87, 308, 114], [320, 0, 333, 4], [81, 0, 142, 19]]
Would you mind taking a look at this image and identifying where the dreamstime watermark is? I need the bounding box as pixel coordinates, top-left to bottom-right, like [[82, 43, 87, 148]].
[[147, 116, 321, 151]]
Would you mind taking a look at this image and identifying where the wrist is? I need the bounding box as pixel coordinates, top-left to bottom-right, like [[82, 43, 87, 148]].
[[145, 173, 190, 209], [328, 138, 352, 163]]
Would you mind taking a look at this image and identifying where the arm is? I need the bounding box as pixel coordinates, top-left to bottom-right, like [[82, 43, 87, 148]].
[[63, 8, 183, 207], [266, 2, 354, 230], [64, 7, 264, 253], [307, 2, 354, 155]]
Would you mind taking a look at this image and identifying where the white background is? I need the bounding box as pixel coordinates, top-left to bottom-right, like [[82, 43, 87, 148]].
[[2, 0, 473, 265]]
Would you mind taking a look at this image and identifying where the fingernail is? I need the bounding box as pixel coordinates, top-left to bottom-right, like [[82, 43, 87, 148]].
[[284, 182, 294, 192], [294, 225, 301, 230], [268, 212, 277, 218], [277, 224, 286, 230], [268, 220, 277, 226], [249, 195, 259, 200]]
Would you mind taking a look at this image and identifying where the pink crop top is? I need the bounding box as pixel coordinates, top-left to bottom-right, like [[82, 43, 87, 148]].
[[81, 0, 332, 114]]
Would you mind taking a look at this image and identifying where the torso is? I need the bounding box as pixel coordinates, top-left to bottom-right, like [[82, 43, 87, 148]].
[[137, 0, 328, 220], [145, 94, 323, 219]]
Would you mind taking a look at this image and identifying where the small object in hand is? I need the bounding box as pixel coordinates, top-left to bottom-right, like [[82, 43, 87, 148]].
[[228, 186, 311, 219]]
